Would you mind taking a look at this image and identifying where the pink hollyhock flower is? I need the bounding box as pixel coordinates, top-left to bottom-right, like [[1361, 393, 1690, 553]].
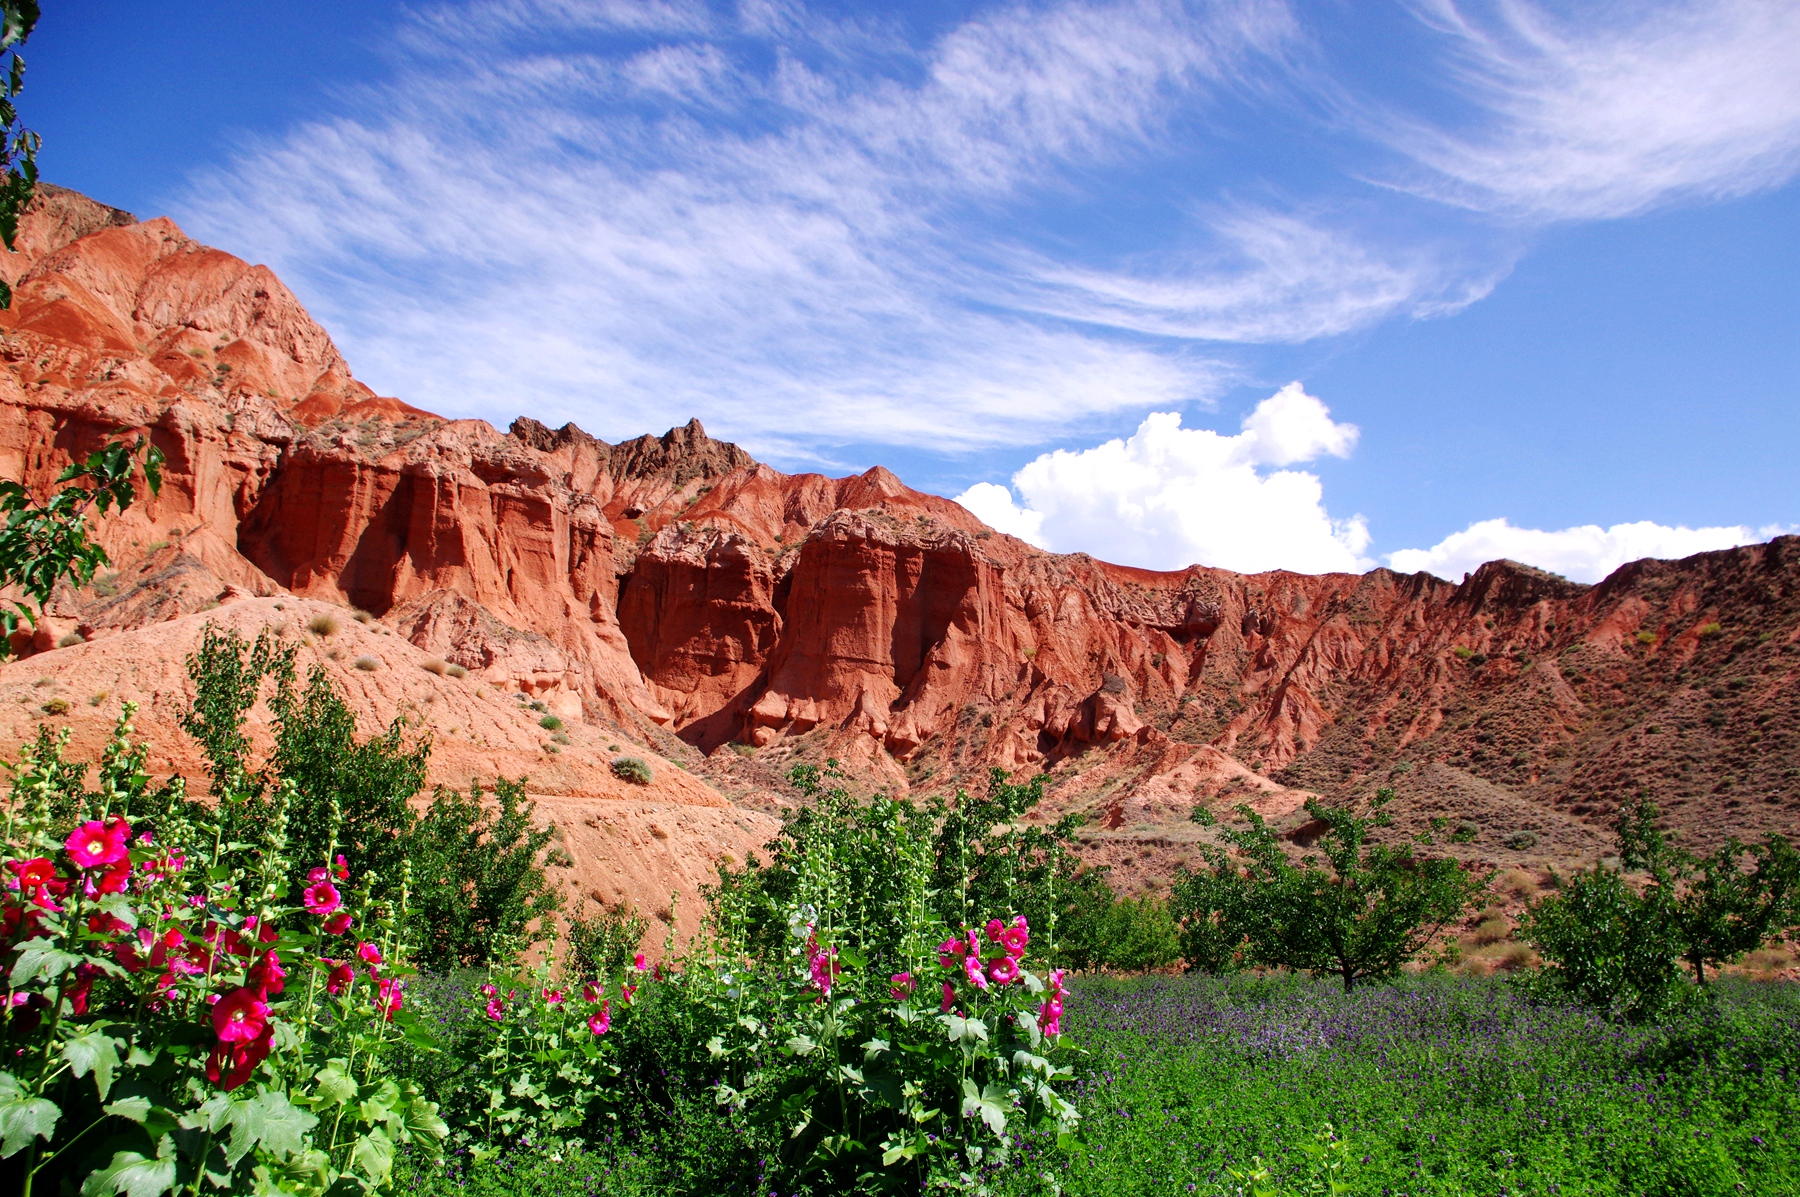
[[543, 987, 564, 1005], [7, 856, 54, 890], [588, 1001, 612, 1035], [889, 972, 915, 999], [986, 955, 1020, 986], [1000, 916, 1029, 959], [356, 941, 382, 967], [480, 983, 497, 998], [65, 818, 130, 870], [633, 952, 648, 972], [335, 854, 349, 880], [303, 880, 342, 916], [486, 999, 505, 1021], [804, 931, 839, 998], [620, 982, 638, 1005], [374, 977, 403, 1021], [327, 963, 355, 996], [1039, 996, 1063, 1037], [307, 866, 330, 884], [206, 1023, 273, 1091], [941, 981, 956, 1013], [962, 954, 989, 991], [68, 962, 101, 1016], [937, 937, 968, 968], [1048, 968, 1068, 1000], [248, 950, 286, 997], [985, 918, 1006, 944], [583, 982, 603, 1003], [212, 987, 270, 1044], [323, 912, 353, 936], [96, 859, 132, 895]]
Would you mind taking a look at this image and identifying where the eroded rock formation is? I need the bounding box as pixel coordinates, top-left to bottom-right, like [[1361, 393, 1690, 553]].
[[2, 186, 1798, 910]]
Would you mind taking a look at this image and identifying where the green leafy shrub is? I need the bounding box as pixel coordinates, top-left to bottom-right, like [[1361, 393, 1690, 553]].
[[1174, 790, 1484, 990], [0, 439, 162, 659], [1505, 830, 1539, 850], [538, 714, 563, 731], [1523, 799, 1799, 1018], [611, 757, 653, 786]]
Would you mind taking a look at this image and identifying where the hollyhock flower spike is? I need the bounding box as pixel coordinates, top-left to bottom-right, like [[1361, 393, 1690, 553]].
[[303, 880, 341, 916], [212, 987, 270, 1044], [374, 977, 403, 1020], [889, 972, 915, 999], [588, 1001, 611, 1035], [65, 818, 131, 869], [986, 955, 1020, 986], [323, 911, 353, 936]]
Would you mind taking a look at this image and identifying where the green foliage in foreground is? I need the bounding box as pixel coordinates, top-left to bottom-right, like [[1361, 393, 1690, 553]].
[[394, 973, 1800, 1197]]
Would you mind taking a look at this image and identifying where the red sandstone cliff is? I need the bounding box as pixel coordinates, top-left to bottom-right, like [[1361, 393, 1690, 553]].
[[2, 186, 1798, 909]]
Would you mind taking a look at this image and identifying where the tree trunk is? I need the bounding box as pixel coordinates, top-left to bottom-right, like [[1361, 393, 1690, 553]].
[[1692, 955, 1707, 986], [1342, 964, 1355, 993]]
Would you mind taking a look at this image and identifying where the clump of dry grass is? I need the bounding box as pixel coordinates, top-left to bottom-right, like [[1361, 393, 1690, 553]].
[[352, 656, 379, 672], [308, 613, 340, 636], [352, 610, 374, 624], [57, 631, 86, 648], [1496, 868, 1540, 900], [1469, 915, 1511, 947], [444, 663, 467, 678], [422, 659, 448, 676]]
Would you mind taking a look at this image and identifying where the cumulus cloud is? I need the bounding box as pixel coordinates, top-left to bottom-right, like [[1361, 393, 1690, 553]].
[[954, 383, 1371, 574], [1378, 0, 1800, 220], [1385, 518, 1790, 584]]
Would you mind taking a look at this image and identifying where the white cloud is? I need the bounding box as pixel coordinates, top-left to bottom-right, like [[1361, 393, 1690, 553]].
[[956, 482, 1048, 547], [1381, 0, 1800, 220], [175, 0, 1297, 451], [1385, 517, 1789, 584], [954, 383, 1371, 574]]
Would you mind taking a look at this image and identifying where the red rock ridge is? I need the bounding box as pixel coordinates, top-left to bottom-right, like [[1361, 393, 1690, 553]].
[[0, 186, 1796, 894]]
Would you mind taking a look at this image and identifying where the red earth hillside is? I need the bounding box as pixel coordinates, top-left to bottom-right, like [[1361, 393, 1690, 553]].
[[2, 185, 1797, 938]]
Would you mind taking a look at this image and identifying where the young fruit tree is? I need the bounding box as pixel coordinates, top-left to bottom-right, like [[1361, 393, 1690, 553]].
[[1522, 798, 1799, 1019], [1174, 789, 1485, 991]]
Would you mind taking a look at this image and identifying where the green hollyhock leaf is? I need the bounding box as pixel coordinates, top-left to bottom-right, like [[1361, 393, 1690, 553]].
[[0, 1070, 60, 1157]]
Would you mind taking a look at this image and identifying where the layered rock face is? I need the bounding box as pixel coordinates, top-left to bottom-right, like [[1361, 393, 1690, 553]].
[[2, 186, 1798, 903]]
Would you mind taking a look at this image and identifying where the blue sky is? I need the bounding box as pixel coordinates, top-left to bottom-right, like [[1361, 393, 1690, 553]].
[[26, 0, 1800, 581]]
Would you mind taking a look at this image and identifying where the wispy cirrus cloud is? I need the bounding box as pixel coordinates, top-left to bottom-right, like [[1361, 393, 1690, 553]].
[[1373, 0, 1800, 221], [178, 0, 1301, 454]]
